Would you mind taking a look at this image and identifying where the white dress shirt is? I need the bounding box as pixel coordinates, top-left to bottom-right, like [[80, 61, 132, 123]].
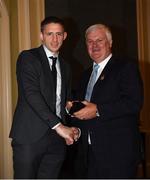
[[43, 45, 62, 129], [88, 53, 112, 144], [95, 53, 112, 82]]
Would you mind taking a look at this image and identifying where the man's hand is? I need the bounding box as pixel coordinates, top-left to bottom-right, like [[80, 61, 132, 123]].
[[65, 127, 81, 145], [55, 124, 80, 145], [71, 127, 81, 141], [73, 100, 98, 120], [66, 101, 73, 112]]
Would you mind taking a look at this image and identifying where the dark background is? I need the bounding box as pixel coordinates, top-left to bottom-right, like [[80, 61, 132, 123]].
[[45, 0, 138, 90], [45, 1, 139, 177]]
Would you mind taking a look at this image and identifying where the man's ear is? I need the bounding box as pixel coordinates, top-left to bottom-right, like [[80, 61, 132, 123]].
[[110, 40, 113, 48], [63, 32, 67, 40], [40, 32, 43, 41]]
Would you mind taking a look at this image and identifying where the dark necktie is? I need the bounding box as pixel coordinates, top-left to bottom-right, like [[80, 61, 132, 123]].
[[49, 56, 57, 92]]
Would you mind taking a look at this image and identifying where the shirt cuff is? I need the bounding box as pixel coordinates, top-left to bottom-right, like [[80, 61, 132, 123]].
[[65, 107, 69, 114], [52, 123, 61, 129], [96, 110, 100, 117], [78, 128, 81, 138]]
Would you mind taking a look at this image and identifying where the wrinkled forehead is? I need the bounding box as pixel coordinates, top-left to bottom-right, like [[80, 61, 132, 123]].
[[86, 28, 107, 40], [86, 25, 112, 42]]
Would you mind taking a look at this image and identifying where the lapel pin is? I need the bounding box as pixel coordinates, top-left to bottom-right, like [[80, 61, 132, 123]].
[[100, 75, 105, 80]]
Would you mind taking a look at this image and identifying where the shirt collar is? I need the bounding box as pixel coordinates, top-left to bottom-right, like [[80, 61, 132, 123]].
[[93, 53, 112, 69]]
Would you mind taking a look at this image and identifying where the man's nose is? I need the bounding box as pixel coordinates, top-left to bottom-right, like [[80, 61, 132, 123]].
[[93, 41, 98, 47], [52, 34, 58, 41]]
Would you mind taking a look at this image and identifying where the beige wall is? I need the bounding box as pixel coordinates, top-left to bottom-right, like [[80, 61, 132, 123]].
[[0, 0, 13, 178], [0, 0, 44, 178], [10, 0, 45, 112]]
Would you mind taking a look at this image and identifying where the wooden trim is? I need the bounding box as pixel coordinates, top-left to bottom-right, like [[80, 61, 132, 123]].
[[29, 0, 45, 47], [136, 0, 145, 62], [0, 0, 13, 178], [136, 0, 150, 133], [0, 0, 45, 178], [137, 0, 150, 177], [17, 0, 45, 51], [17, 0, 31, 51]]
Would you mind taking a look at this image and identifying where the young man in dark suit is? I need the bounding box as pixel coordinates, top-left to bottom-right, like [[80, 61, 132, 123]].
[[67, 24, 144, 178], [9, 16, 80, 179]]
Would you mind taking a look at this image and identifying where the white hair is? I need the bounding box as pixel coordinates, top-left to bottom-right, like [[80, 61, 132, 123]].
[[85, 24, 112, 43]]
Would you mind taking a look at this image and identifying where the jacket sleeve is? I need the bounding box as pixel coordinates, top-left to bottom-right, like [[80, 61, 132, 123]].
[[17, 51, 61, 128]]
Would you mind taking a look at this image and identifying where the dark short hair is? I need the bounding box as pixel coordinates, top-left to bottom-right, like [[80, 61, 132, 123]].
[[41, 16, 65, 32]]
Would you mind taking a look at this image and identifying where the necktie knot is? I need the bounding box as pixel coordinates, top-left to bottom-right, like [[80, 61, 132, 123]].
[[49, 56, 57, 66], [93, 63, 99, 70]]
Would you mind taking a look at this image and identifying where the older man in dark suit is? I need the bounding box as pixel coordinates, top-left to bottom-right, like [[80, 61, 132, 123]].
[[9, 16, 80, 179], [67, 23, 144, 178]]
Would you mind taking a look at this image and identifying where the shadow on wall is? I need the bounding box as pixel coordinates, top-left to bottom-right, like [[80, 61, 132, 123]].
[[60, 17, 84, 93], [60, 19, 139, 98], [111, 25, 127, 57]]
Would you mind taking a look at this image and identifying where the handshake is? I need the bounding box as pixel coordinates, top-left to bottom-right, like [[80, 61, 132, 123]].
[[55, 101, 85, 145], [55, 100, 98, 145], [55, 123, 81, 145]]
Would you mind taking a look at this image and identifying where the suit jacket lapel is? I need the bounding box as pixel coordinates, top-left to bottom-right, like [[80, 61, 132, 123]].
[[37, 46, 56, 107], [38, 45, 54, 85], [97, 56, 115, 83], [59, 57, 66, 103]]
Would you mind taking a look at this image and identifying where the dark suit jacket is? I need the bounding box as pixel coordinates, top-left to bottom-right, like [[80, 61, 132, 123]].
[[71, 56, 144, 171], [9, 45, 71, 144]]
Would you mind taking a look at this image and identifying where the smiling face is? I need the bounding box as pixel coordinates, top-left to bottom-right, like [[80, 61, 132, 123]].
[[40, 23, 67, 55], [86, 25, 112, 64]]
